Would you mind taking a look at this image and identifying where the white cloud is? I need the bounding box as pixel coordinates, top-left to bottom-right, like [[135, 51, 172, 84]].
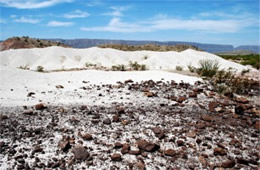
[[81, 16, 255, 33], [10, 15, 17, 18], [14, 16, 40, 24], [87, 0, 103, 7], [0, 0, 73, 9], [81, 17, 151, 33], [103, 6, 131, 17], [64, 10, 90, 19], [47, 20, 74, 27]]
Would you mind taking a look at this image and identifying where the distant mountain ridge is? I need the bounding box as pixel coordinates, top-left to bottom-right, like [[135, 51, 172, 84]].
[[50, 38, 260, 54]]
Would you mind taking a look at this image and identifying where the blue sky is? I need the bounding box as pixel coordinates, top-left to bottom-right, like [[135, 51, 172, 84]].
[[0, 0, 259, 46]]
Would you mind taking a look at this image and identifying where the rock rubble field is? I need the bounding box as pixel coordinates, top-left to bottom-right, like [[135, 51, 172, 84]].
[[1, 80, 259, 169]]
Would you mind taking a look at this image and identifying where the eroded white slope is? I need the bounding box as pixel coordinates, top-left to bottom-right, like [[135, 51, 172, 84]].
[[0, 46, 251, 71]]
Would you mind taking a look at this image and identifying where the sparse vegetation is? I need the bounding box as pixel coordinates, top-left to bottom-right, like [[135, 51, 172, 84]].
[[196, 59, 220, 77], [18, 64, 29, 70], [85, 62, 97, 68], [37, 66, 44, 72], [219, 54, 260, 69], [175, 66, 183, 71], [99, 44, 201, 52], [207, 69, 259, 95], [111, 64, 127, 71], [187, 64, 196, 73]]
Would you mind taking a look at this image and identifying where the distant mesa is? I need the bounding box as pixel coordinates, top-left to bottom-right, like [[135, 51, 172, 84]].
[[0, 36, 70, 51], [0, 37, 259, 54]]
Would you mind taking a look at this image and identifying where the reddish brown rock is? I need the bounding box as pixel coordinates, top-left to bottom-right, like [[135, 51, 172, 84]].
[[35, 103, 46, 110], [164, 149, 176, 156], [81, 133, 93, 141], [177, 96, 187, 103], [114, 142, 123, 148], [144, 91, 156, 97], [112, 115, 120, 122], [121, 143, 130, 154], [213, 147, 226, 156], [208, 101, 218, 112], [221, 159, 236, 168], [72, 146, 89, 161], [235, 97, 249, 104], [152, 127, 165, 139], [111, 153, 122, 161], [188, 92, 197, 98], [201, 114, 215, 122], [255, 120, 260, 130], [137, 139, 160, 152]]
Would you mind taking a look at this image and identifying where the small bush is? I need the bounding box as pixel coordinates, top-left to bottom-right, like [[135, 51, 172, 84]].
[[140, 64, 147, 70], [175, 66, 183, 71], [111, 65, 127, 71], [85, 62, 96, 68], [37, 66, 44, 72], [129, 61, 147, 71], [18, 64, 29, 70], [207, 69, 259, 95], [196, 59, 220, 77], [187, 64, 196, 73]]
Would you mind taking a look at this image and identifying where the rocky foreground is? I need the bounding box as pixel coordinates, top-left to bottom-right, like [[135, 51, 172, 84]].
[[0, 80, 259, 169]]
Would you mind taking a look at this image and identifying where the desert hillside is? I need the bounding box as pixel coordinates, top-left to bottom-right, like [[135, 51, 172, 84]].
[[0, 37, 69, 51]]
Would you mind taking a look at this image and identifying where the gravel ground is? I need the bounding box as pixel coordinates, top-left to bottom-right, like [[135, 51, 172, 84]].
[[0, 80, 259, 169]]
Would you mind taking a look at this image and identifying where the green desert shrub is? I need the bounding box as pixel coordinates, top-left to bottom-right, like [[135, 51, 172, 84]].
[[37, 66, 44, 72], [196, 59, 220, 77], [111, 64, 127, 71], [175, 65, 183, 71], [187, 64, 196, 73], [129, 61, 147, 71], [207, 69, 259, 95]]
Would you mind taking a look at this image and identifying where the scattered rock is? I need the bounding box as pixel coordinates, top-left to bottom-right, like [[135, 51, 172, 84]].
[[152, 127, 165, 139], [164, 149, 176, 156], [201, 114, 215, 122], [235, 97, 249, 104], [144, 91, 156, 97], [208, 101, 218, 112], [27, 92, 35, 97], [213, 147, 226, 156], [111, 153, 122, 161], [23, 110, 34, 115], [121, 143, 130, 154], [221, 159, 236, 168], [72, 145, 89, 161], [255, 120, 260, 130], [81, 133, 93, 141], [56, 85, 64, 89], [58, 139, 71, 152], [137, 139, 160, 152], [103, 118, 111, 125], [35, 103, 47, 110]]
